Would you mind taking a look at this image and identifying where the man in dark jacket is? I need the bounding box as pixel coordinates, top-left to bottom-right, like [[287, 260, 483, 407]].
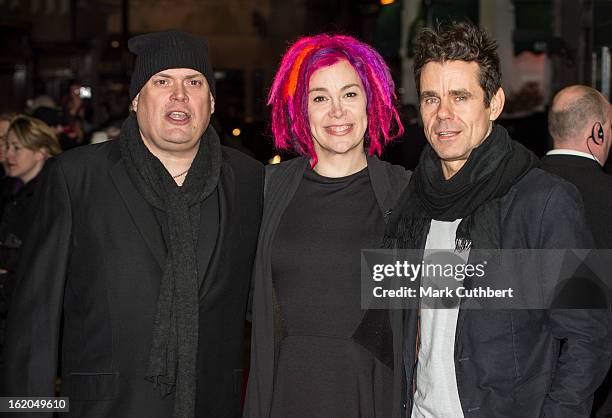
[[386, 22, 610, 417], [542, 85, 612, 249], [1, 30, 263, 418], [541, 85, 612, 418]]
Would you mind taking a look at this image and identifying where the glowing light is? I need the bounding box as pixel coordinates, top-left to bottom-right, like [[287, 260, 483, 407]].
[[380, 0, 395, 4], [269, 155, 282, 165], [111, 41, 120, 48], [232, 128, 241, 136]]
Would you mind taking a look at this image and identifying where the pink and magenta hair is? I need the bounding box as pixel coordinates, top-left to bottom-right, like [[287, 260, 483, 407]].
[[268, 33, 403, 165]]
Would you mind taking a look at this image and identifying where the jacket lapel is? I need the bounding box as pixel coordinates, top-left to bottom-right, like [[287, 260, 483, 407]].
[[455, 185, 518, 341], [195, 189, 219, 289], [198, 159, 235, 300], [367, 155, 393, 222], [110, 158, 166, 269]]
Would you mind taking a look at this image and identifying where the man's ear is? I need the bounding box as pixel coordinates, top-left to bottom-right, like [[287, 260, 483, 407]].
[[131, 94, 139, 112], [489, 87, 505, 121], [210, 93, 215, 115]]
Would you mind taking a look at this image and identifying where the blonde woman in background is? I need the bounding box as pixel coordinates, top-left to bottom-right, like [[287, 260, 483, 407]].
[[0, 115, 61, 357]]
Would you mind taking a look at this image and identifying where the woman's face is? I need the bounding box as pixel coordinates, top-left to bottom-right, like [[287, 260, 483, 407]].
[[0, 120, 9, 163], [307, 60, 368, 161], [5, 131, 46, 183]]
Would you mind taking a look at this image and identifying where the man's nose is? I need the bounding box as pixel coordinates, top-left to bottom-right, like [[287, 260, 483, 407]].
[[171, 82, 188, 102], [436, 98, 453, 120]]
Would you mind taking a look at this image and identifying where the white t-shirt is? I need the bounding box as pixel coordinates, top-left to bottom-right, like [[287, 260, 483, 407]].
[[411, 219, 467, 418]]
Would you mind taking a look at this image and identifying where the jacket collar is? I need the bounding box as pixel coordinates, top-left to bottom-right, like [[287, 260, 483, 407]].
[[110, 154, 166, 269], [287, 154, 395, 223], [108, 140, 232, 293], [542, 153, 603, 170]]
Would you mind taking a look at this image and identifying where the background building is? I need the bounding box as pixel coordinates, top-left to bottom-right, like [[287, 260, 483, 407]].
[[1, 0, 610, 161]]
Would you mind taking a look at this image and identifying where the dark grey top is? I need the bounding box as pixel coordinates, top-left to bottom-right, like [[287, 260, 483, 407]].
[[244, 155, 412, 418], [270, 167, 391, 417]]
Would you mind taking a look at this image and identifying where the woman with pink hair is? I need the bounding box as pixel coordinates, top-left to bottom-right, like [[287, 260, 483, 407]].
[[245, 34, 411, 417]]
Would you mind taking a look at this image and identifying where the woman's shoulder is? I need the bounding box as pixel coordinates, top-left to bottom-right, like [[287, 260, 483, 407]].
[[369, 155, 412, 185], [263, 157, 308, 198], [264, 156, 308, 177]]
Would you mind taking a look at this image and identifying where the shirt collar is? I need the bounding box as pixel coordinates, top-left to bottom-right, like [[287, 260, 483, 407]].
[[545, 149, 601, 165]]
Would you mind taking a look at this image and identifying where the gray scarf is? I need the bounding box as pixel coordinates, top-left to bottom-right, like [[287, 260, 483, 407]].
[[119, 113, 222, 418]]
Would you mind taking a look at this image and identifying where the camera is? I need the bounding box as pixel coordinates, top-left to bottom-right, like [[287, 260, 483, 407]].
[[79, 87, 92, 99]]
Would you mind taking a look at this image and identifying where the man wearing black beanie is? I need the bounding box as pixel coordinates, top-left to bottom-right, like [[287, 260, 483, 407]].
[[2, 30, 263, 418]]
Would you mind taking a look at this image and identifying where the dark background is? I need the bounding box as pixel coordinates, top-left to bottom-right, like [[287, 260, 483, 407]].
[[1, 0, 611, 167]]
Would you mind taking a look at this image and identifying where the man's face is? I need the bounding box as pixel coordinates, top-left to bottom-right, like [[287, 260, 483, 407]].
[[419, 60, 504, 179], [132, 68, 214, 158]]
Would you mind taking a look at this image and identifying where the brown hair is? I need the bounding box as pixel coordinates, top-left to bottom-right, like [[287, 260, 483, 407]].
[[413, 21, 502, 107], [8, 115, 62, 157]]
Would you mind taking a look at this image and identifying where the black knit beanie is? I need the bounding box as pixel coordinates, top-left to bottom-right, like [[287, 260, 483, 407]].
[[128, 30, 216, 100]]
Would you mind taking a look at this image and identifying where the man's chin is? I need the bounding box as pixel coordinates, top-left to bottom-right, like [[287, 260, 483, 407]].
[[163, 130, 203, 144], [162, 139, 200, 151], [430, 144, 464, 160]]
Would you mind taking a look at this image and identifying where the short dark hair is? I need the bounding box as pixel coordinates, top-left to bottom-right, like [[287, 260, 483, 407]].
[[413, 21, 501, 107], [548, 89, 605, 141]]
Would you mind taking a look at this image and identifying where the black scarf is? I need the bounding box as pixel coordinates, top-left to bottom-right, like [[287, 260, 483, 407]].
[[384, 124, 538, 250], [119, 113, 221, 418]]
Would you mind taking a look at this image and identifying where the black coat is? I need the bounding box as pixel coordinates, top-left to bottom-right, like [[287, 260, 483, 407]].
[[0, 175, 39, 355], [1, 138, 263, 418], [403, 168, 611, 418], [0, 176, 38, 274], [540, 153, 612, 418], [540, 154, 612, 249], [244, 155, 412, 418]]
